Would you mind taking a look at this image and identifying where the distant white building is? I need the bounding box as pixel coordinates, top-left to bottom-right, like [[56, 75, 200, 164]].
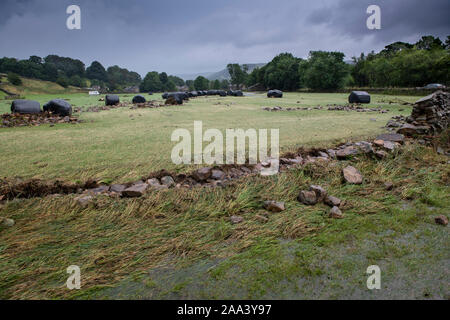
[[89, 91, 100, 95]]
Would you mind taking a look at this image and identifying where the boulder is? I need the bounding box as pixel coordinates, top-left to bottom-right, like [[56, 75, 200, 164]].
[[193, 167, 212, 181], [324, 195, 341, 207], [122, 183, 148, 197], [267, 89, 283, 98], [132, 95, 146, 104], [11, 99, 41, 114], [397, 123, 430, 136], [160, 176, 175, 187], [110, 184, 126, 193], [343, 166, 363, 184], [105, 94, 120, 106], [230, 215, 243, 224], [147, 178, 168, 190], [310, 185, 327, 202], [348, 91, 370, 104], [1, 217, 15, 227], [75, 195, 93, 208], [336, 146, 360, 159], [211, 169, 225, 180], [375, 133, 404, 144], [434, 215, 448, 226], [297, 190, 317, 205], [263, 200, 285, 212], [43, 99, 72, 116], [329, 206, 343, 219]]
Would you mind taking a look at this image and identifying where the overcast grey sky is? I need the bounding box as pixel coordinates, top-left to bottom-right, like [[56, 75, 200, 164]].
[[0, 0, 448, 76]]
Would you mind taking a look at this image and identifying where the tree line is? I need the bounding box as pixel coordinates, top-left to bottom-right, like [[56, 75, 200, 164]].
[[1, 35, 448, 92], [229, 35, 450, 91], [0, 55, 144, 91]]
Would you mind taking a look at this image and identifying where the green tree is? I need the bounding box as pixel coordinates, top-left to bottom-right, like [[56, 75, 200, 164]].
[[140, 71, 162, 92], [168, 75, 185, 87], [194, 76, 209, 90], [186, 80, 195, 91], [86, 61, 107, 82], [211, 79, 221, 89], [227, 64, 247, 87], [7, 72, 22, 85], [220, 79, 230, 89], [302, 51, 349, 90]]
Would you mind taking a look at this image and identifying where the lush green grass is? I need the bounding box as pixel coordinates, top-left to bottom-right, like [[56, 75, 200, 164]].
[[0, 142, 448, 299], [0, 92, 417, 183]]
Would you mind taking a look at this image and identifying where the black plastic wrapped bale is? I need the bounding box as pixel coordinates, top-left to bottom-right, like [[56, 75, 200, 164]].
[[148, 92, 153, 95], [11, 99, 41, 114], [132, 95, 146, 104], [267, 89, 283, 98], [43, 99, 72, 116], [218, 90, 227, 97], [348, 91, 370, 104], [165, 95, 183, 105], [162, 93, 169, 99], [233, 90, 243, 97], [190, 91, 198, 97], [105, 94, 120, 106], [168, 92, 187, 103]]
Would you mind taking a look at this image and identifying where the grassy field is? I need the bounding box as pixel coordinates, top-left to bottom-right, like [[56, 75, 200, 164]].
[[0, 91, 448, 300], [0, 92, 417, 183]]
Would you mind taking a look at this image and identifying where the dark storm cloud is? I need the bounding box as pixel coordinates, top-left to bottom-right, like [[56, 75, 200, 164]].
[[0, 0, 448, 76], [308, 0, 450, 42]]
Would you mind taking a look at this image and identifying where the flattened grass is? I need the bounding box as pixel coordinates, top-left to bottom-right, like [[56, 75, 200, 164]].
[[0, 142, 448, 299]]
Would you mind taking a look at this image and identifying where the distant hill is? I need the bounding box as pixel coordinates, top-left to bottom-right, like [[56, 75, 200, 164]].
[[177, 63, 266, 81], [0, 73, 84, 96]]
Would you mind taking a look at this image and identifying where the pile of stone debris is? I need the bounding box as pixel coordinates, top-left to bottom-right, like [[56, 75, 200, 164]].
[[261, 104, 388, 113], [74, 101, 166, 113], [327, 104, 388, 113], [385, 91, 449, 136], [1, 112, 81, 128]]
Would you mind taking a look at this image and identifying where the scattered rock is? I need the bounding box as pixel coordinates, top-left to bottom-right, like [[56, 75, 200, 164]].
[[230, 215, 243, 224], [382, 140, 396, 151], [1, 217, 15, 227], [310, 185, 327, 202], [297, 190, 317, 205], [75, 195, 93, 208], [263, 200, 285, 212], [434, 215, 448, 226], [211, 169, 225, 180], [376, 133, 404, 144], [255, 215, 269, 223], [147, 178, 168, 190], [384, 182, 394, 191], [343, 166, 363, 184], [122, 183, 148, 197], [329, 206, 343, 219], [375, 150, 388, 159], [336, 146, 359, 159], [110, 184, 126, 193], [160, 176, 175, 187], [324, 195, 341, 207], [193, 167, 212, 181]]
